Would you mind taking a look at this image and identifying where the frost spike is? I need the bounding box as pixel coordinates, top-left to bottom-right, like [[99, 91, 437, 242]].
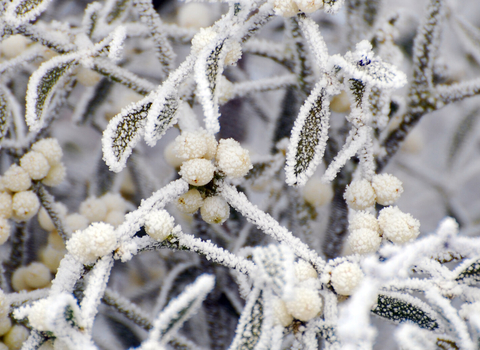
[[285, 79, 331, 187], [102, 94, 153, 172], [4, 0, 54, 26], [25, 54, 79, 132], [140, 274, 215, 349]]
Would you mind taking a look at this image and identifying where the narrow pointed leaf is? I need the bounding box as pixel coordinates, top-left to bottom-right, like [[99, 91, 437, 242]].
[[285, 79, 331, 186], [5, 0, 53, 25], [103, 0, 131, 25], [102, 94, 153, 172], [0, 87, 11, 142], [142, 274, 215, 348], [371, 293, 440, 330], [144, 88, 180, 146], [195, 40, 226, 134], [454, 256, 480, 282], [25, 55, 79, 131]]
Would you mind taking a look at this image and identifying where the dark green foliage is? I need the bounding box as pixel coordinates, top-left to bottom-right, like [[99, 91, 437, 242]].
[[455, 257, 480, 282]]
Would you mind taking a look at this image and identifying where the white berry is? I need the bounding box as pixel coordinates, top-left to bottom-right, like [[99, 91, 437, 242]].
[[344, 179, 376, 210], [42, 162, 66, 187], [80, 196, 107, 223], [3, 165, 31, 192], [349, 211, 379, 232], [272, 297, 293, 327], [216, 139, 252, 178], [179, 159, 215, 186], [378, 206, 420, 244], [31, 138, 63, 166], [295, 0, 324, 13], [302, 178, 333, 207], [23, 262, 51, 289], [3, 325, 29, 350], [330, 262, 363, 296], [145, 209, 175, 241], [200, 196, 230, 224], [294, 259, 318, 282], [0, 192, 13, 219], [285, 287, 323, 322], [65, 213, 89, 232], [371, 173, 403, 206], [176, 189, 204, 214], [12, 191, 40, 222], [37, 203, 68, 232], [347, 228, 382, 255], [178, 3, 213, 29], [174, 131, 208, 160]]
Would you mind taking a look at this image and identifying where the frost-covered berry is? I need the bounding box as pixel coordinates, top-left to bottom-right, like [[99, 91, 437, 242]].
[[218, 76, 234, 105], [3, 165, 31, 192], [347, 228, 381, 255], [23, 262, 51, 289], [216, 139, 252, 178], [176, 189, 204, 214], [302, 178, 333, 207], [0, 192, 12, 219], [272, 0, 299, 17], [224, 41, 242, 65], [344, 179, 376, 210], [203, 132, 218, 160], [294, 259, 318, 282], [31, 138, 63, 166], [65, 213, 89, 232], [11, 267, 29, 292], [330, 262, 363, 296], [19, 151, 50, 180], [371, 173, 403, 206], [3, 325, 29, 350], [28, 299, 49, 331], [0, 290, 8, 319], [191, 28, 217, 54], [349, 211, 379, 232], [0, 317, 11, 337], [12, 191, 40, 222], [40, 245, 65, 273], [0, 218, 10, 246], [178, 3, 213, 29], [295, 0, 324, 13], [42, 162, 66, 187], [37, 203, 68, 232], [285, 287, 322, 322], [80, 197, 108, 223], [200, 196, 230, 224], [378, 206, 420, 244], [145, 209, 175, 241], [164, 141, 185, 169], [48, 230, 65, 251], [76, 66, 102, 86], [174, 131, 208, 160], [66, 222, 117, 265], [179, 159, 215, 186], [272, 297, 293, 327], [101, 193, 127, 214]]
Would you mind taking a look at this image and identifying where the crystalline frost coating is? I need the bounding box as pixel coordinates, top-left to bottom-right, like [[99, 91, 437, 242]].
[[349, 211, 379, 232], [31, 138, 63, 166], [145, 209, 175, 241], [285, 286, 323, 321], [216, 138, 252, 178], [344, 179, 376, 210], [347, 228, 382, 254], [201, 196, 230, 224], [80, 196, 108, 223], [272, 296, 293, 327], [0, 192, 13, 219], [3, 165, 31, 192], [331, 262, 363, 296], [12, 191, 40, 221], [372, 173, 404, 205], [378, 206, 420, 244], [42, 162, 66, 187], [66, 222, 117, 265], [20, 151, 50, 180], [179, 159, 215, 186], [294, 259, 318, 282], [174, 131, 209, 160]]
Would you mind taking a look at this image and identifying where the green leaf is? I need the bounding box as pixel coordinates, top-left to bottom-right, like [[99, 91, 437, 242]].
[[144, 91, 180, 146], [455, 257, 480, 282], [12, 0, 46, 16], [0, 87, 11, 142], [26, 56, 78, 131], [285, 80, 331, 186], [102, 95, 152, 172], [371, 293, 440, 330]]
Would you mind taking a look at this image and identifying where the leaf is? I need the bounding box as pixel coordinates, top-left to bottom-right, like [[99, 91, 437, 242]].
[[454, 257, 480, 282], [194, 40, 226, 134], [142, 274, 215, 348], [144, 88, 180, 146], [229, 288, 272, 350], [103, 0, 131, 25], [5, 0, 53, 25], [447, 110, 479, 168], [371, 293, 440, 331], [25, 55, 79, 131], [102, 94, 153, 173], [0, 87, 11, 142], [285, 79, 331, 186]]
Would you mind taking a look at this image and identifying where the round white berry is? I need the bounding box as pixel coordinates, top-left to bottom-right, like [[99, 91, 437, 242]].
[[11, 267, 29, 292], [76, 66, 102, 86], [47, 230, 65, 251], [40, 245, 65, 273], [285, 287, 323, 322], [302, 178, 333, 207], [347, 228, 381, 255], [176, 189, 204, 214], [80, 197, 108, 223], [66, 222, 117, 265], [28, 299, 49, 331], [191, 27, 217, 54], [105, 210, 124, 227], [294, 259, 318, 282], [0, 290, 8, 319], [101, 193, 127, 214], [37, 203, 68, 232], [272, 0, 299, 17], [177, 3, 213, 29], [174, 131, 208, 160], [0, 317, 11, 337], [24, 262, 51, 289], [164, 141, 184, 169], [179, 159, 215, 186], [272, 297, 293, 327], [42, 162, 66, 187], [20, 151, 50, 180], [330, 262, 363, 296], [145, 209, 175, 241], [295, 0, 324, 13], [218, 76, 234, 105], [0, 35, 29, 59], [378, 206, 420, 244], [371, 173, 403, 206], [3, 325, 29, 350], [3, 165, 31, 192], [31, 138, 63, 166], [203, 132, 218, 160], [12, 191, 40, 222], [0, 218, 10, 246], [216, 139, 252, 178], [348, 211, 379, 232], [65, 213, 89, 232], [0, 192, 13, 219], [344, 179, 376, 210], [200, 196, 230, 224]]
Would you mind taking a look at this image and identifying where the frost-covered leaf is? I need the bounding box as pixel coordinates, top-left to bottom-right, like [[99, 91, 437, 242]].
[[25, 54, 79, 131], [285, 79, 332, 186], [229, 288, 273, 350], [252, 244, 295, 298], [144, 89, 180, 146], [102, 94, 153, 172], [195, 40, 226, 134], [454, 256, 480, 282], [0, 87, 11, 142], [371, 293, 440, 330], [82, 2, 102, 38], [103, 0, 131, 25], [5, 0, 53, 25], [141, 274, 215, 349]]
